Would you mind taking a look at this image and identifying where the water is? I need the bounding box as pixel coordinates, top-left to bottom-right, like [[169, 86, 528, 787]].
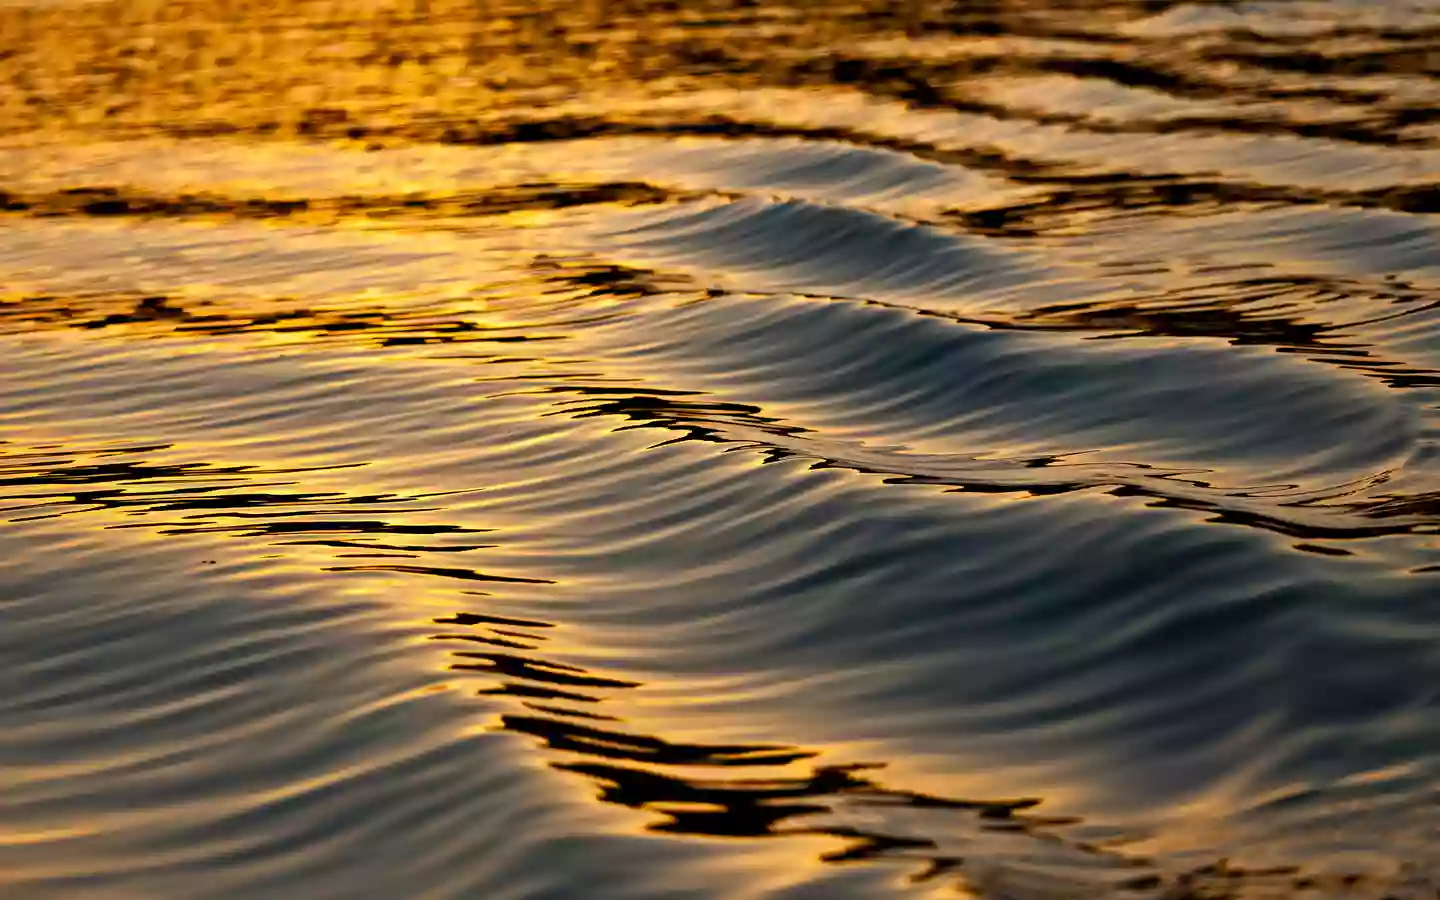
[[2, 1, 1439, 897]]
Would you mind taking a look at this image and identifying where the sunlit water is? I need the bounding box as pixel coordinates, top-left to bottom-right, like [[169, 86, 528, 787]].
[[2, 1, 1440, 897]]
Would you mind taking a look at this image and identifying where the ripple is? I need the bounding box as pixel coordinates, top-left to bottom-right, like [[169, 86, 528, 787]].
[[3, 1, 1440, 898]]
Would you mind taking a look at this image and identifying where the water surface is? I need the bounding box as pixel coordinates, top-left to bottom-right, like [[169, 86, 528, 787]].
[[3, 1, 1440, 897]]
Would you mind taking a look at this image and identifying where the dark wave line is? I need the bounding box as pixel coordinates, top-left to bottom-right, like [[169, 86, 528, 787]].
[[1207, 42, 1440, 79], [0, 181, 698, 222], [533, 383, 1435, 546], [789, 53, 1434, 147], [0, 443, 494, 555], [536, 257, 1439, 398], [365, 119, 1440, 221], [0, 290, 581, 346], [295, 117, 1440, 218], [4, 146, 1436, 258], [949, 175, 1440, 237]]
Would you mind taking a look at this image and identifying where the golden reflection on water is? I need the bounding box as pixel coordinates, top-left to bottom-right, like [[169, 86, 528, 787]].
[[3, 0, 1440, 898]]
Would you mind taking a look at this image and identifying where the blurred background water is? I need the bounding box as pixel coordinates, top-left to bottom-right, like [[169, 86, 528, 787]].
[[1, 1, 1439, 897]]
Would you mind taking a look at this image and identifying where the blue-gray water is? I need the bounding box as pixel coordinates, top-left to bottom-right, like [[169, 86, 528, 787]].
[[2, 1, 1440, 897]]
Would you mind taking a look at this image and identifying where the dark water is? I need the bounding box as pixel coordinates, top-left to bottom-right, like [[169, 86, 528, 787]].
[[2, 1, 1440, 897]]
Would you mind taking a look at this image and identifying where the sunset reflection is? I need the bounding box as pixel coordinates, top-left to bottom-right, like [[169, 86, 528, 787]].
[[3, 1, 1439, 898]]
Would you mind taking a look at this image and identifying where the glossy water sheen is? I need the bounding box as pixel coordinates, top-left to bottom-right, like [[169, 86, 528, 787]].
[[2, 1, 1440, 897]]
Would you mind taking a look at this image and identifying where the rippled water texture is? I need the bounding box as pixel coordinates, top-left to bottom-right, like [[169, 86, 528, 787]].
[[3, 1, 1440, 897]]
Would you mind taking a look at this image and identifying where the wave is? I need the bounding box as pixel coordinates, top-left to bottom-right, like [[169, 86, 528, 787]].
[[3, 0, 1440, 898]]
